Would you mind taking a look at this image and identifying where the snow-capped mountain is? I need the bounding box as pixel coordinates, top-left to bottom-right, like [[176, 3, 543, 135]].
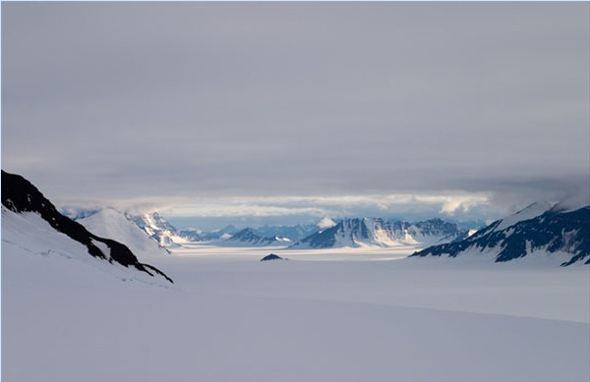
[[59, 206, 101, 220], [179, 225, 239, 241], [221, 228, 292, 247], [250, 224, 318, 242], [128, 212, 184, 248], [411, 203, 590, 266], [290, 217, 469, 249], [178, 229, 202, 241], [63, 207, 178, 254], [1, 170, 173, 282], [78, 208, 169, 257], [180, 224, 318, 243], [492, 201, 554, 231], [317, 216, 337, 230]]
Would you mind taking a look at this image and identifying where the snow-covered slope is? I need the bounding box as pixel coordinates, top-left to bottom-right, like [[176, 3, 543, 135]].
[[78, 208, 169, 258], [3, 207, 100, 266], [1, 170, 172, 282], [4, 242, 588, 382], [128, 212, 184, 248], [290, 217, 468, 249], [493, 201, 554, 231], [412, 204, 590, 265], [220, 228, 292, 247]]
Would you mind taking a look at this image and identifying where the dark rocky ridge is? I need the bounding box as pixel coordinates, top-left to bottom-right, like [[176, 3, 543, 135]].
[[260, 254, 286, 262], [411, 206, 590, 266], [2, 170, 173, 283]]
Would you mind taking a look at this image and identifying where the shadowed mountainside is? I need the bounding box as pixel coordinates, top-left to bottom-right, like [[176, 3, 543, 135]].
[[2, 170, 173, 283]]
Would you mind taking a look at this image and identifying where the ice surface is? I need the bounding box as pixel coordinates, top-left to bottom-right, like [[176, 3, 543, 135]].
[[2, 221, 589, 382]]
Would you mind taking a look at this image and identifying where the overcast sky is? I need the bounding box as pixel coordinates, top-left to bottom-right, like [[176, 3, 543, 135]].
[[2, 3, 588, 228]]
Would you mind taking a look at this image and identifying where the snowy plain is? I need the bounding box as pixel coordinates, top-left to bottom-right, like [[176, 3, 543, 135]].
[[2, 215, 589, 382]]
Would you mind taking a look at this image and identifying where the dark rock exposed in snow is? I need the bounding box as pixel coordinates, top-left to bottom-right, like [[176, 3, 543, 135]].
[[260, 254, 286, 262], [411, 204, 590, 266], [1, 170, 173, 282]]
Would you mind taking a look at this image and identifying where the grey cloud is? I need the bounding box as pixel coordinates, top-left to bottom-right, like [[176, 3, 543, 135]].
[[2, 3, 588, 219]]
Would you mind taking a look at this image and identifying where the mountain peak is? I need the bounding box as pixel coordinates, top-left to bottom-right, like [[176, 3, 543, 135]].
[[412, 205, 590, 265], [127, 211, 182, 249], [291, 216, 468, 249], [494, 201, 554, 231], [317, 216, 336, 229]]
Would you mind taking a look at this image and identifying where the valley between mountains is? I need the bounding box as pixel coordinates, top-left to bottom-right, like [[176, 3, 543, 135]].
[[2, 171, 589, 382]]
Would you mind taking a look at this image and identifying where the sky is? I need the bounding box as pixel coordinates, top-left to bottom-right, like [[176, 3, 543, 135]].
[[2, 3, 589, 229]]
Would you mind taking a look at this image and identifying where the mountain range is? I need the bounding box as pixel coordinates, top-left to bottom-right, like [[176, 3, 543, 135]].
[[46, 175, 590, 266], [219, 228, 293, 246], [412, 202, 590, 265], [289, 217, 469, 249], [178, 223, 319, 243], [65, 208, 477, 250], [179, 225, 238, 241]]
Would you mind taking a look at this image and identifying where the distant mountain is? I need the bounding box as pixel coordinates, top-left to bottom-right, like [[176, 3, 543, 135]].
[[179, 224, 318, 243], [250, 224, 319, 242], [317, 217, 337, 230], [411, 203, 590, 266], [290, 217, 468, 249], [64, 207, 178, 254], [179, 225, 238, 241], [178, 229, 202, 241], [60, 206, 101, 220], [1, 170, 172, 282], [221, 228, 292, 247], [128, 212, 184, 248], [78, 208, 169, 257]]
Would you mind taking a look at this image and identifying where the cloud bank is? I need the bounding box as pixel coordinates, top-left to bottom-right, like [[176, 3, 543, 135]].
[[2, 3, 588, 227]]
